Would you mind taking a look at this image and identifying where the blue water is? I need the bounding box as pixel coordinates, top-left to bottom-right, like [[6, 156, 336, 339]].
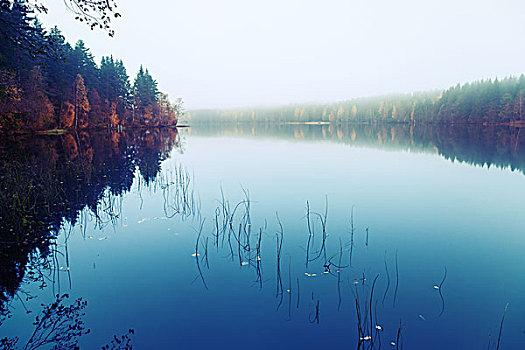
[[1, 124, 525, 349]]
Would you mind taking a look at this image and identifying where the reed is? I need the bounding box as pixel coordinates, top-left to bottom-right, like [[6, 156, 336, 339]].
[[275, 213, 284, 310], [496, 303, 509, 350], [309, 293, 320, 325], [382, 250, 390, 307], [395, 321, 403, 350], [438, 267, 447, 316], [193, 219, 208, 290], [393, 250, 399, 308], [349, 205, 355, 267], [305, 201, 313, 268]]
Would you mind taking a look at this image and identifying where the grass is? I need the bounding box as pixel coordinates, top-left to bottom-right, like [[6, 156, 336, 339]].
[[39, 129, 66, 135]]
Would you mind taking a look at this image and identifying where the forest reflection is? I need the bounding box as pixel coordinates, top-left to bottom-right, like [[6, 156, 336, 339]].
[[1, 122, 525, 347], [185, 123, 525, 175], [0, 128, 180, 323], [3, 123, 525, 318]]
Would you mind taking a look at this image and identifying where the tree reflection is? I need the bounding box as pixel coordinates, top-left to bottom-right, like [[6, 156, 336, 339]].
[[0, 128, 180, 322], [0, 294, 135, 350], [186, 123, 525, 175]]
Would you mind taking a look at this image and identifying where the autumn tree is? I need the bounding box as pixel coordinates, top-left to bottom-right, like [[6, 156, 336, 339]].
[[88, 88, 103, 126], [60, 101, 75, 128], [0, 69, 21, 129], [72, 73, 90, 128], [105, 99, 119, 127], [20, 66, 54, 128], [157, 93, 177, 126], [514, 90, 524, 121]]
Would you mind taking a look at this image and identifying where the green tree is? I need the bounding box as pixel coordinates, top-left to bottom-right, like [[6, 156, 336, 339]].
[[71, 40, 98, 90], [133, 65, 158, 123]]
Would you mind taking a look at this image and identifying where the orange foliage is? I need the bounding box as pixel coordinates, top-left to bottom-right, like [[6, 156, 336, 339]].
[[21, 67, 55, 129], [142, 106, 154, 126], [63, 134, 79, 160], [60, 102, 75, 129], [107, 100, 119, 127], [0, 70, 22, 129], [88, 88, 104, 126], [73, 74, 90, 128]]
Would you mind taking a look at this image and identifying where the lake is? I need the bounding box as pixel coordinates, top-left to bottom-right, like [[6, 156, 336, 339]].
[[1, 123, 525, 349]]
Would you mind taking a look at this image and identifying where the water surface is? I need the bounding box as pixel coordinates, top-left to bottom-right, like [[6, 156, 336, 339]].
[[1, 124, 525, 349]]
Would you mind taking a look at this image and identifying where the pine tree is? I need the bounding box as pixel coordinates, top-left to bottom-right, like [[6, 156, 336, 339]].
[[71, 40, 99, 91], [133, 65, 159, 123]]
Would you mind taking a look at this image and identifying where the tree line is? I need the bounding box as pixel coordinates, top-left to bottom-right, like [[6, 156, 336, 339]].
[[0, 1, 181, 131], [187, 76, 525, 125]]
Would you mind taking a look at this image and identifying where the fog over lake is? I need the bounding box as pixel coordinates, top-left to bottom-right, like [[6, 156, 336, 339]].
[[41, 0, 525, 109]]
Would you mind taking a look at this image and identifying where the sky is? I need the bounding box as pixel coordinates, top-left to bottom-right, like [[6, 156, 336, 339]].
[[40, 0, 525, 110]]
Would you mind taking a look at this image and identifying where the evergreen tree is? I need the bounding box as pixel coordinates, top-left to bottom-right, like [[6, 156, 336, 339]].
[[0, 1, 178, 130], [71, 40, 98, 90], [133, 65, 158, 120]]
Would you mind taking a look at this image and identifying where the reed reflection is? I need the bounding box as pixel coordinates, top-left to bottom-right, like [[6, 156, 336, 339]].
[[0, 128, 180, 322]]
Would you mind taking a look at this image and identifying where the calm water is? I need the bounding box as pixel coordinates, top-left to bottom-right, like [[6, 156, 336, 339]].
[[1, 124, 525, 349]]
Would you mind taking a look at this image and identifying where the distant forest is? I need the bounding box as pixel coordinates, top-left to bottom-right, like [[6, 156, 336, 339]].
[[0, 1, 181, 131], [187, 76, 525, 125]]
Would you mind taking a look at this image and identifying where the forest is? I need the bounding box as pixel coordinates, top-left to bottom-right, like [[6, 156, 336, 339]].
[[187, 75, 525, 125], [0, 1, 181, 131]]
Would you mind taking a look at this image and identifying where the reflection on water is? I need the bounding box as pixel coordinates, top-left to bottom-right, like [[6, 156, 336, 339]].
[[0, 129, 179, 320], [186, 123, 525, 174], [0, 124, 525, 349]]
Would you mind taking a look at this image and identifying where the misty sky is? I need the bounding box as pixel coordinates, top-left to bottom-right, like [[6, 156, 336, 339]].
[[40, 0, 525, 110]]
